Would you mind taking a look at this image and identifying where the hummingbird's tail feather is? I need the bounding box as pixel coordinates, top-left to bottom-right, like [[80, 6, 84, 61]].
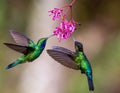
[[5, 59, 21, 70], [87, 76, 94, 91]]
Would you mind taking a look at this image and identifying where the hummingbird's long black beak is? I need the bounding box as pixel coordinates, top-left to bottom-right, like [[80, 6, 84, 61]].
[[71, 35, 76, 42], [47, 34, 55, 39]]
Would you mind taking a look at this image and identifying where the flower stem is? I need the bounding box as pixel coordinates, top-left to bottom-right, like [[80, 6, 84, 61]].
[[69, 0, 76, 21], [69, 6, 73, 20], [70, 0, 76, 6]]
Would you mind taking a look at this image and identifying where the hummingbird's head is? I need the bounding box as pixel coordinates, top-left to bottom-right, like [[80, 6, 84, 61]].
[[75, 41, 83, 52], [37, 34, 54, 49], [37, 38, 48, 49]]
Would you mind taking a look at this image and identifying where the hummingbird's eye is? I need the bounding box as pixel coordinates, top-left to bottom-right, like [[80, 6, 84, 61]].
[[75, 46, 78, 51]]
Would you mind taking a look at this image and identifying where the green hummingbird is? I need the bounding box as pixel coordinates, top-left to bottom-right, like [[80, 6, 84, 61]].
[[4, 30, 53, 69], [47, 41, 94, 91]]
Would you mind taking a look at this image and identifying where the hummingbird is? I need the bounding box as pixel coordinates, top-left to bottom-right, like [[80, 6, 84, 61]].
[[4, 30, 54, 69], [47, 41, 94, 91]]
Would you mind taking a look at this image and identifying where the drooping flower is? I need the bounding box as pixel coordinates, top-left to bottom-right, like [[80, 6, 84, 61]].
[[49, 8, 63, 21], [49, 0, 79, 41], [53, 20, 78, 41]]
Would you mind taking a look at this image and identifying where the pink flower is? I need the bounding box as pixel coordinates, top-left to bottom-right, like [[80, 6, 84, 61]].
[[53, 20, 78, 41], [49, 8, 63, 21], [49, 0, 80, 41]]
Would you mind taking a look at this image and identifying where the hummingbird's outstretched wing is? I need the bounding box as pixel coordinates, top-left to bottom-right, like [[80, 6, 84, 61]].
[[47, 49, 79, 70], [52, 46, 76, 57], [10, 30, 35, 46], [4, 43, 34, 54]]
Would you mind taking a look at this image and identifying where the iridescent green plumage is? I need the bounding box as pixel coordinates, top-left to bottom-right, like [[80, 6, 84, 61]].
[[4, 31, 53, 69], [74, 41, 94, 90], [47, 41, 94, 91]]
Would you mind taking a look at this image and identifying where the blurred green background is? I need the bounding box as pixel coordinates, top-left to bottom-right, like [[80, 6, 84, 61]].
[[0, 0, 120, 93]]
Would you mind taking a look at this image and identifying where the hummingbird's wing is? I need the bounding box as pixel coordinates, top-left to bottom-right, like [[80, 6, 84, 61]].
[[52, 46, 76, 57], [4, 43, 34, 54], [10, 30, 35, 46], [47, 49, 79, 70]]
